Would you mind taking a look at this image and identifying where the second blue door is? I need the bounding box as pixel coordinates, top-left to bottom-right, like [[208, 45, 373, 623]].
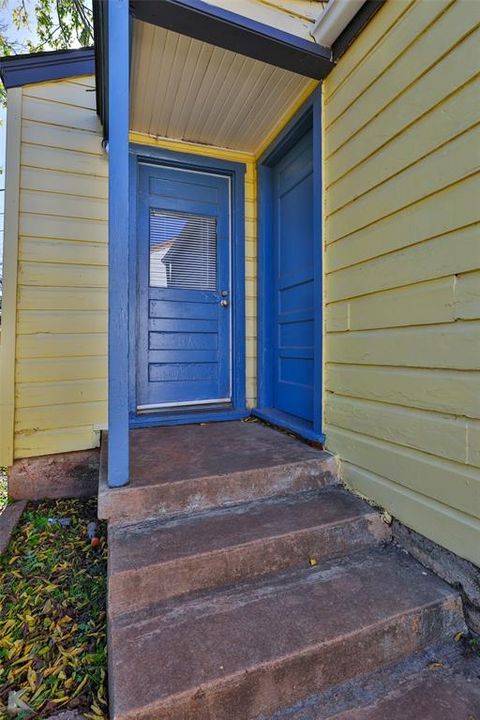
[[271, 129, 315, 426], [136, 163, 231, 410]]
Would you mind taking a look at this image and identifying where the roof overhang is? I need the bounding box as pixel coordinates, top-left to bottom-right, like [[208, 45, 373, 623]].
[[130, 0, 333, 80], [0, 47, 95, 89], [92, 0, 385, 141], [129, 20, 317, 154]]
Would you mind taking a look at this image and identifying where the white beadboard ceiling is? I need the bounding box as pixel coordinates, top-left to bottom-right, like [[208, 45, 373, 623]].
[[130, 20, 315, 154]]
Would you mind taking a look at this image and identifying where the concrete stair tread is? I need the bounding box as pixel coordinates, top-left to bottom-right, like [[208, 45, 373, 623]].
[[99, 423, 338, 523], [262, 642, 480, 719], [111, 422, 329, 486], [108, 489, 390, 613], [109, 547, 464, 720], [329, 673, 480, 719], [110, 488, 386, 572]]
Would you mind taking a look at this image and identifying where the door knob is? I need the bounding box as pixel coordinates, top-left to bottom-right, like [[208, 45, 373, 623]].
[[220, 298, 229, 307]]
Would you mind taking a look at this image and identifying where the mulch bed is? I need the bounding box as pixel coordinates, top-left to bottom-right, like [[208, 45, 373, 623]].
[[0, 498, 107, 720]]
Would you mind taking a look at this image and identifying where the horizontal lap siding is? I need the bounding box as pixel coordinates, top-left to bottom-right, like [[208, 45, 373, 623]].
[[15, 76, 108, 459], [323, 0, 480, 565]]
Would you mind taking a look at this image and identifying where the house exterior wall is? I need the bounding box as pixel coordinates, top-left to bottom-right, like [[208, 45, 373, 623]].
[[196, 0, 322, 40], [0, 74, 108, 465], [323, 0, 480, 566], [0, 79, 260, 469]]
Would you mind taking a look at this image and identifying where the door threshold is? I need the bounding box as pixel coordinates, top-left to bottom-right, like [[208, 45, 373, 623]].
[[130, 407, 249, 429], [252, 408, 325, 445]]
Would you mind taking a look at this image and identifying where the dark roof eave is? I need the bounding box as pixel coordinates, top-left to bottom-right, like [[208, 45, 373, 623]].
[[131, 0, 333, 80], [92, 0, 386, 143], [0, 46, 95, 90]]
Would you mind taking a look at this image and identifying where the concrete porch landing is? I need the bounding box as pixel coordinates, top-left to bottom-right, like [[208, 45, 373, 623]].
[[98, 420, 338, 523]]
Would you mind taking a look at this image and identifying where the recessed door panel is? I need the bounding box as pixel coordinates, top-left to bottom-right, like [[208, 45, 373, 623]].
[[136, 164, 231, 409], [272, 130, 315, 425]]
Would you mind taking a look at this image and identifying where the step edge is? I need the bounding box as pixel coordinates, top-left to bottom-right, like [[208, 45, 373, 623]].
[[108, 511, 388, 578], [108, 485, 351, 534], [111, 592, 464, 720], [107, 513, 391, 624], [101, 454, 338, 497], [99, 454, 340, 520], [109, 550, 460, 635]]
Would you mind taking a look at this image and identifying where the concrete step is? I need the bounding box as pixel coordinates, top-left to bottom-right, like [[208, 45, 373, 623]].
[[99, 422, 338, 523], [329, 674, 480, 720], [108, 488, 391, 616], [261, 642, 480, 719], [108, 547, 465, 720]]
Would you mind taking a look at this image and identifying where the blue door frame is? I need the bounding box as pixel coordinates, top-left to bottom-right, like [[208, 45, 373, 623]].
[[255, 89, 324, 444], [128, 144, 247, 429]]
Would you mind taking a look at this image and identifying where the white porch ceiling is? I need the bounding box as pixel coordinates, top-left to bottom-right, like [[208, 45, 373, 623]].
[[130, 20, 315, 154]]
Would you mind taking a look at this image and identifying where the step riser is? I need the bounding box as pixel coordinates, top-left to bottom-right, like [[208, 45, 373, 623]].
[[108, 514, 390, 617], [100, 457, 339, 523], [113, 597, 464, 720]]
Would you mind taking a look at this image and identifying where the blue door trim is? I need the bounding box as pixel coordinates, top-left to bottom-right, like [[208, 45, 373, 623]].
[[256, 88, 325, 443], [128, 144, 247, 428], [107, 0, 130, 487]]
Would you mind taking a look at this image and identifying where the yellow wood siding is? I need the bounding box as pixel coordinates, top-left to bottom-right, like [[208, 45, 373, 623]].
[[203, 0, 325, 39], [13, 76, 108, 460], [0, 88, 22, 467], [323, 0, 480, 566]]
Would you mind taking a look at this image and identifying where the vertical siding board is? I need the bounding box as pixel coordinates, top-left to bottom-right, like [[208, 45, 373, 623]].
[[0, 88, 22, 467], [324, 4, 480, 564]]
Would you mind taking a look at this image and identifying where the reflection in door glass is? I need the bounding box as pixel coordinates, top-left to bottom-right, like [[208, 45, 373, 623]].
[[149, 209, 217, 290]]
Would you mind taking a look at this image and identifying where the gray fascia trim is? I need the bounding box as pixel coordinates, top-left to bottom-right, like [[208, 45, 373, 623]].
[[0, 47, 95, 89]]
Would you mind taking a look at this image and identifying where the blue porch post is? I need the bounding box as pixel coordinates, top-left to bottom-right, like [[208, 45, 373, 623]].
[[107, 0, 130, 486]]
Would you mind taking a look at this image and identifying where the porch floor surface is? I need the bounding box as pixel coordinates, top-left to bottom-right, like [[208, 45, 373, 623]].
[[106, 420, 324, 486], [98, 420, 337, 523]]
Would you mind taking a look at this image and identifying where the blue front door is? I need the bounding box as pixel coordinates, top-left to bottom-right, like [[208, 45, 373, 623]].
[[271, 129, 315, 426], [136, 163, 232, 410]]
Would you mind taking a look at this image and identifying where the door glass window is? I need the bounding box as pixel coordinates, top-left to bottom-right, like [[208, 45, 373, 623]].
[[149, 209, 217, 290]]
